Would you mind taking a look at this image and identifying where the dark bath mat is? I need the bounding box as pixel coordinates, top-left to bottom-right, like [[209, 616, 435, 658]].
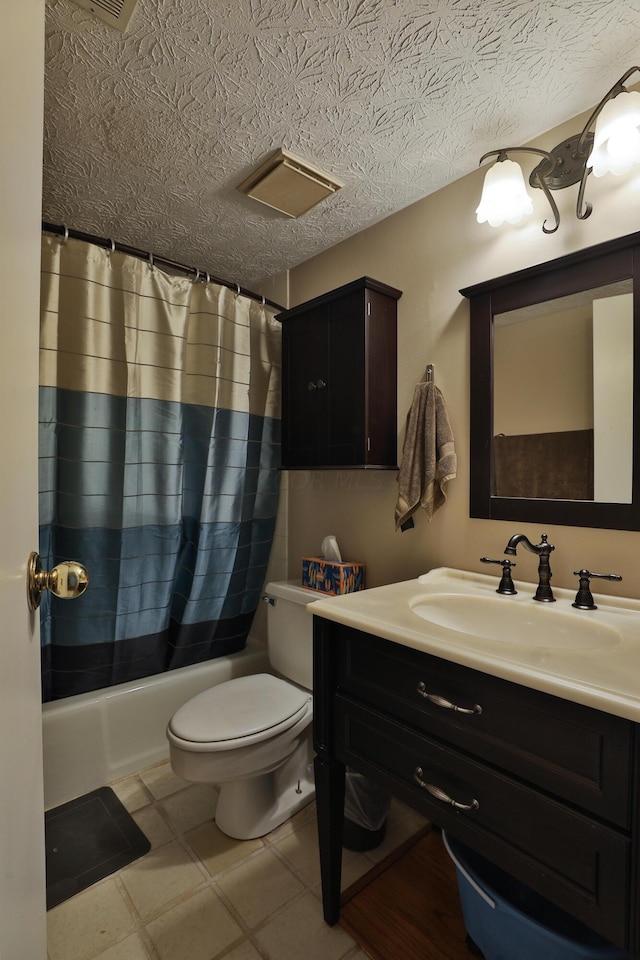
[[45, 786, 150, 909]]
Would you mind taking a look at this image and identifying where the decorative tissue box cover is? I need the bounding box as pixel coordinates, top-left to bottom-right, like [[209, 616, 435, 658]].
[[301, 557, 365, 595]]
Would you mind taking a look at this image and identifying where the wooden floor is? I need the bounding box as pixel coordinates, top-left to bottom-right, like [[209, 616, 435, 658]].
[[341, 829, 477, 960]]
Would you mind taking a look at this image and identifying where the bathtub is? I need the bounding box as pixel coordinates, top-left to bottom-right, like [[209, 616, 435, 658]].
[[42, 638, 270, 809]]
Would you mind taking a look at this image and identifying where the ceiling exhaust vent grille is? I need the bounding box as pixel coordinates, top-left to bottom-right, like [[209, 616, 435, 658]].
[[69, 0, 139, 32], [237, 149, 343, 218]]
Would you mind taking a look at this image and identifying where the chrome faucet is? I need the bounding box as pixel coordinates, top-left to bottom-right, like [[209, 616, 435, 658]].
[[504, 533, 555, 602]]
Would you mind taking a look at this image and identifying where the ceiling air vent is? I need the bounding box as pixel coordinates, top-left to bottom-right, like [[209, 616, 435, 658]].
[[69, 0, 139, 32], [237, 149, 343, 218]]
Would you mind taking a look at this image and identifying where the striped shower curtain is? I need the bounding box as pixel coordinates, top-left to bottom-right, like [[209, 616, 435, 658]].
[[39, 235, 282, 701]]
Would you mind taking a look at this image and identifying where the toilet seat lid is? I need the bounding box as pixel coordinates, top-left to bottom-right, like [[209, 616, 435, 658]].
[[168, 673, 310, 744]]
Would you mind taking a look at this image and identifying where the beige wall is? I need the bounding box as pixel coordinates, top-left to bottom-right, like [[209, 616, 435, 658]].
[[285, 104, 640, 599], [257, 269, 289, 312]]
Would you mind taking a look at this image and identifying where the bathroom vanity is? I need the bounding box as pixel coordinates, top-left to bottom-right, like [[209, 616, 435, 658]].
[[310, 568, 640, 954]]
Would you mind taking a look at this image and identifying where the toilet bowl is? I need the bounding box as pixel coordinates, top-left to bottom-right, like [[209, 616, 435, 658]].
[[166, 581, 316, 839]]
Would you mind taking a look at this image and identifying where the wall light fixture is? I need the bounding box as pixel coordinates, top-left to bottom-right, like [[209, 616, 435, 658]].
[[476, 66, 640, 234]]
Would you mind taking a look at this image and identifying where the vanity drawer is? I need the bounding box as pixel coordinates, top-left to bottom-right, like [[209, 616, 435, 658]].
[[336, 694, 629, 946], [338, 626, 632, 826]]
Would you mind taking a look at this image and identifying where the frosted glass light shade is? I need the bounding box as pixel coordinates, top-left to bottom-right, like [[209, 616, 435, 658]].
[[587, 89, 640, 177], [476, 158, 534, 227]]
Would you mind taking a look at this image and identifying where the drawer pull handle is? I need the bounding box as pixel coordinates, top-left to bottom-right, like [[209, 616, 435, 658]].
[[413, 767, 479, 812], [417, 683, 482, 715]]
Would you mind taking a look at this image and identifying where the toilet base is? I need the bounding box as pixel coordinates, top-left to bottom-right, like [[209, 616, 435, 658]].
[[215, 768, 315, 840], [215, 736, 315, 840]]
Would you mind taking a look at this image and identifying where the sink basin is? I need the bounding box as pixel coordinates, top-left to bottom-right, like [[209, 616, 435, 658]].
[[410, 593, 621, 650]]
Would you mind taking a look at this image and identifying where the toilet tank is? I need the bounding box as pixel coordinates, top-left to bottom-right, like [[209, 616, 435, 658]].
[[264, 580, 317, 690]]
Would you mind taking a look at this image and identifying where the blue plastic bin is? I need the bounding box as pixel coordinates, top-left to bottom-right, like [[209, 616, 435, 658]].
[[443, 833, 629, 960]]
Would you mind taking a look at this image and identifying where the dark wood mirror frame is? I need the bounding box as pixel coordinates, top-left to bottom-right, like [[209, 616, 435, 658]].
[[461, 230, 640, 530]]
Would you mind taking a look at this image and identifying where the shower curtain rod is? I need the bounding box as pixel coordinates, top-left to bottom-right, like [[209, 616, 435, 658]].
[[41, 221, 286, 312]]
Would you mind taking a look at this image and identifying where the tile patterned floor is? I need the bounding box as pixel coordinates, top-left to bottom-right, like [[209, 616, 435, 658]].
[[46, 761, 428, 960]]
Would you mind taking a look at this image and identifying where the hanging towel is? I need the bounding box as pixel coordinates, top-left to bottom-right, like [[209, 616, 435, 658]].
[[395, 382, 457, 531]]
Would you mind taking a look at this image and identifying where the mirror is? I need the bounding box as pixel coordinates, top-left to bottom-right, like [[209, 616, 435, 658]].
[[494, 280, 633, 503], [461, 230, 640, 530]]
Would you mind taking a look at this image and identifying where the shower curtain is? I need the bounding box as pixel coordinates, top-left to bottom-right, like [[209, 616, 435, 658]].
[[39, 235, 282, 702]]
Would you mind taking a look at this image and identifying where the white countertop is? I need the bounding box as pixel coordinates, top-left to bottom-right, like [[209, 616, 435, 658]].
[[306, 567, 640, 722]]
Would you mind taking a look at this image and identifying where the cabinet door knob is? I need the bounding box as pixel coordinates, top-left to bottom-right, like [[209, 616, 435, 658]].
[[417, 683, 482, 715], [413, 767, 479, 812], [316, 379, 326, 390], [307, 381, 317, 391]]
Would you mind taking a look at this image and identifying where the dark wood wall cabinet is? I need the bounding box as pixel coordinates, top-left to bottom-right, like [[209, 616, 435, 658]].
[[277, 277, 401, 469], [313, 618, 640, 955]]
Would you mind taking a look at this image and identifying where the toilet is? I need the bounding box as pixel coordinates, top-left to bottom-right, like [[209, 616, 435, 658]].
[[167, 580, 316, 840]]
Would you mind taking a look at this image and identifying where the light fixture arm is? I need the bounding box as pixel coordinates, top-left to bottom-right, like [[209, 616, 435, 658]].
[[577, 66, 640, 154], [478, 147, 560, 234], [478, 147, 556, 166], [574, 65, 640, 220]]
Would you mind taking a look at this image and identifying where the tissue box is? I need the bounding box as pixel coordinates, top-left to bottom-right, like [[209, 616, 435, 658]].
[[301, 558, 365, 596]]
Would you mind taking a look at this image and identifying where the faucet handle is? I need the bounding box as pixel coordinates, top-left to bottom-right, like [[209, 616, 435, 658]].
[[480, 557, 517, 595], [572, 569, 623, 610]]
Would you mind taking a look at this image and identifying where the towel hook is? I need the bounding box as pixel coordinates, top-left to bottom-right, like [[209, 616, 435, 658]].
[[425, 363, 435, 383]]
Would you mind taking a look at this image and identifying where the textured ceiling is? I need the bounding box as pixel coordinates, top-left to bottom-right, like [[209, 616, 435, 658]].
[[43, 0, 640, 289]]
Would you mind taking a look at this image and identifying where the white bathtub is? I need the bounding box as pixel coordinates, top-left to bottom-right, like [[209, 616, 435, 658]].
[[42, 638, 270, 809]]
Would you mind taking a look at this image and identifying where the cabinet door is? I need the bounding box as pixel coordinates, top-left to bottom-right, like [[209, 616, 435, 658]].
[[282, 306, 329, 467], [326, 291, 365, 465], [365, 287, 398, 467]]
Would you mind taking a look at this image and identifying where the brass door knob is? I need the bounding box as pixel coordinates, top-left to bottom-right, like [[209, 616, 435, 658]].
[[27, 552, 89, 611]]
